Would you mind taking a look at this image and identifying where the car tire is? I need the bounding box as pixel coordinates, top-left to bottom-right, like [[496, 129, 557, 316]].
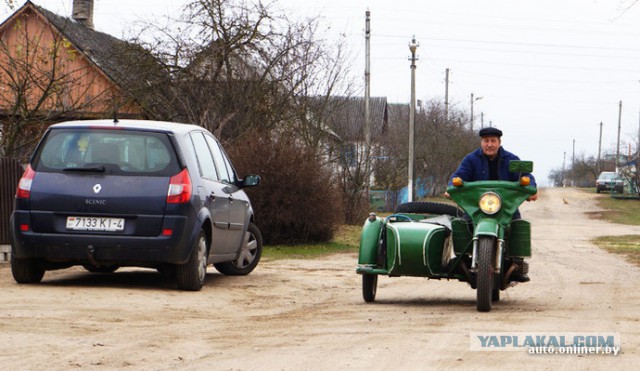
[[82, 264, 119, 273], [11, 255, 45, 284], [395, 201, 462, 217], [214, 222, 263, 276], [176, 229, 208, 291]]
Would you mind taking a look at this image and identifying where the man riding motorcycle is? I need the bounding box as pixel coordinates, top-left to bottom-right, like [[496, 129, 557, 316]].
[[445, 126, 537, 281]]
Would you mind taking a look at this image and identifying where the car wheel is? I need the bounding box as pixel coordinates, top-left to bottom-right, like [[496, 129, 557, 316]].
[[82, 264, 119, 273], [176, 229, 208, 291], [11, 255, 45, 284], [214, 222, 263, 275]]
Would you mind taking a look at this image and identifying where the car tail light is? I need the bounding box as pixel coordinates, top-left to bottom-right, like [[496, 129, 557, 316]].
[[167, 168, 192, 204], [16, 165, 36, 199]]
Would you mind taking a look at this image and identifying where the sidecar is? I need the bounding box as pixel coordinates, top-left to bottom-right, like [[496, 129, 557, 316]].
[[356, 201, 532, 303], [356, 202, 468, 302]]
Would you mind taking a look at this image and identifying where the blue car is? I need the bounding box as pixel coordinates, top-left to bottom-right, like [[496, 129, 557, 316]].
[[11, 119, 262, 291]]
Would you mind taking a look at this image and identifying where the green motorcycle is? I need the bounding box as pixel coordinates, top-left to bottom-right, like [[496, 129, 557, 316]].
[[357, 161, 537, 312]]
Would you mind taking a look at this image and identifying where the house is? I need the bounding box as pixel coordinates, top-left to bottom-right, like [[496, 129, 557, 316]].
[[313, 96, 388, 169], [0, 0, 162, 123], [0, 0, 173, 160]]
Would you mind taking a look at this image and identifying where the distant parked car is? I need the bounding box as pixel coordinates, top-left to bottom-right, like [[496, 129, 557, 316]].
[[11, 119, 262, 291], [596, 171, 624, 194]]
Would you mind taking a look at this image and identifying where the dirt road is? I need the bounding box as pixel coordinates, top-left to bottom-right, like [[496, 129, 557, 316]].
[[1, 188, 639, 370]]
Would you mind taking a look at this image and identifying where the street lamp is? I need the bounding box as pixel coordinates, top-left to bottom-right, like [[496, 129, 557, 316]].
[[408, 36, 418, 202], [470, 93, 483, 131]]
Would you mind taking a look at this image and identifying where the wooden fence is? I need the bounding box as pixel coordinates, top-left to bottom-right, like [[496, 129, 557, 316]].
[[1, 157, 25, 262]]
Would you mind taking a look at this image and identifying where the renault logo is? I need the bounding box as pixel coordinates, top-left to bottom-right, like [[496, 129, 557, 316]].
[[93, 184, 102, 193]]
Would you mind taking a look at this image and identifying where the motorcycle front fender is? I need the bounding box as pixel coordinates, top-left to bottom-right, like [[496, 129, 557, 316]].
[[474, 218, 500, 239], [358, 216, 383, 266]]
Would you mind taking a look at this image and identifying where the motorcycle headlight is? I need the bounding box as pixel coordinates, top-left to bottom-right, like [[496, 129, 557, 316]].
[[479, 192, 501, 215]]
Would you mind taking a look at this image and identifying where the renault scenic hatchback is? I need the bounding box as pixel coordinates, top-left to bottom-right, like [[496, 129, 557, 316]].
[[11, 119, 262, 291]]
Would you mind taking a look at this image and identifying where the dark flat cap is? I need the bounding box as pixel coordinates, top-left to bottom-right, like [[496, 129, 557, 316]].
[[478, 127, 502, 137]]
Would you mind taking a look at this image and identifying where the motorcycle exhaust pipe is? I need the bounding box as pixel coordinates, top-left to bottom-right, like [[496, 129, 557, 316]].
[[502, 262, 518, 289]]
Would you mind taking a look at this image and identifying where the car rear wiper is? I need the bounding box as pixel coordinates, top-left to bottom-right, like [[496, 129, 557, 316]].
[[63, 165, 106, 173]]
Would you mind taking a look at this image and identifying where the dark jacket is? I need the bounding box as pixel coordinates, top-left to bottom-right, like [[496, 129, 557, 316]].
[[449, 147, 537, 187]]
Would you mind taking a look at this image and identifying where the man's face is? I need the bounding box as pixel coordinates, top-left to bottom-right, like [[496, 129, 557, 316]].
[[481, 136, 501, 159]]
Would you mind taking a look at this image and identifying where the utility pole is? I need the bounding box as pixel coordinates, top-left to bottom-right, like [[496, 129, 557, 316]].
[[408, 36, 418, 202], [444, 68, 450, 122], [363, 10, 372, 195], [562, 152, 566, 187], [616, 100, 622, 172], [470, 93, 474, 130], [470, 93, 482, 131], [572, 139, 575, 187], [597, 121, 603, 174]]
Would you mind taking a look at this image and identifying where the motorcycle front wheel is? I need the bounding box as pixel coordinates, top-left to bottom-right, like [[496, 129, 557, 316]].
[[476, 236, 496, 312]]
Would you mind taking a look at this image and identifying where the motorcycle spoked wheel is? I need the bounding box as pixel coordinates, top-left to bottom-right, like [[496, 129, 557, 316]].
[[476, 236, 498, 312]]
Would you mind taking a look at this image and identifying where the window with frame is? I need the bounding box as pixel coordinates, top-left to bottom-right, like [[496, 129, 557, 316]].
[[190, 132, 218, 180]]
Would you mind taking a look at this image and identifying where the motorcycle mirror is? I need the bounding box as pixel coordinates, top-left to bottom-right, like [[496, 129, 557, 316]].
[[509, 160, 533, 174]]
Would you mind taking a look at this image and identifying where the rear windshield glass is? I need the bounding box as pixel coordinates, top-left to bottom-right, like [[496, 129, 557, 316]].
[[33, 128, 181, 176], [598, 173, 619, 181]]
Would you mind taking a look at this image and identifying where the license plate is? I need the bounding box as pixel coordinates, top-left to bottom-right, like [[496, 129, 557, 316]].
[[66, 216, 125, 232]]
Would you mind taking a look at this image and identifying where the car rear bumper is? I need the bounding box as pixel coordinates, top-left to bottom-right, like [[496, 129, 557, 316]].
[[10, 213, 198, 265], [596, 183, 623, 191]]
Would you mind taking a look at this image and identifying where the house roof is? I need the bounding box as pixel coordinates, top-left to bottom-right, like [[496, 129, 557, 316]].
[[319, 96, 388, 141]]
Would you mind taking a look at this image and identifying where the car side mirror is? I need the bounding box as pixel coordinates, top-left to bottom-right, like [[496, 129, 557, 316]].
[[240, 174, 261, 188], [509, 160, 533, 174]]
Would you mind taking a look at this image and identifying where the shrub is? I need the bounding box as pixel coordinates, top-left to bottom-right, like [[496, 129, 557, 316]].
[[226, 131, 344, 244]]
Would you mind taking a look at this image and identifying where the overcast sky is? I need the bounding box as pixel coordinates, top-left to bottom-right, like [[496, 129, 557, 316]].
[[3, 0, 640, 186]]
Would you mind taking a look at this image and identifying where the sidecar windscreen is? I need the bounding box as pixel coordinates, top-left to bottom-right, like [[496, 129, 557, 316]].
[[418, 214, 453, 231]]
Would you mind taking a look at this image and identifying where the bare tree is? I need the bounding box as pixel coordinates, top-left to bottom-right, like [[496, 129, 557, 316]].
[[2, 0, 15, 11], [124, 0, 350, 143], [373, 100, 476, 198], [121, 0, 359, 233], [415, 100, 477, 196]]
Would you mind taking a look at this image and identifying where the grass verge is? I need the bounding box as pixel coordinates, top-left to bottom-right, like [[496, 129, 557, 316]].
[[590, 191, 640, 267], [594, 193, 640, 225], [592, 235, 640, 267], [263, 224, 362, 260]]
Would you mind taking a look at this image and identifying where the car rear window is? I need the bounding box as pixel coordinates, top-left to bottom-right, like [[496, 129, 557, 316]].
[[33, 128, 181, 176], [598, 173, 618, 181]]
